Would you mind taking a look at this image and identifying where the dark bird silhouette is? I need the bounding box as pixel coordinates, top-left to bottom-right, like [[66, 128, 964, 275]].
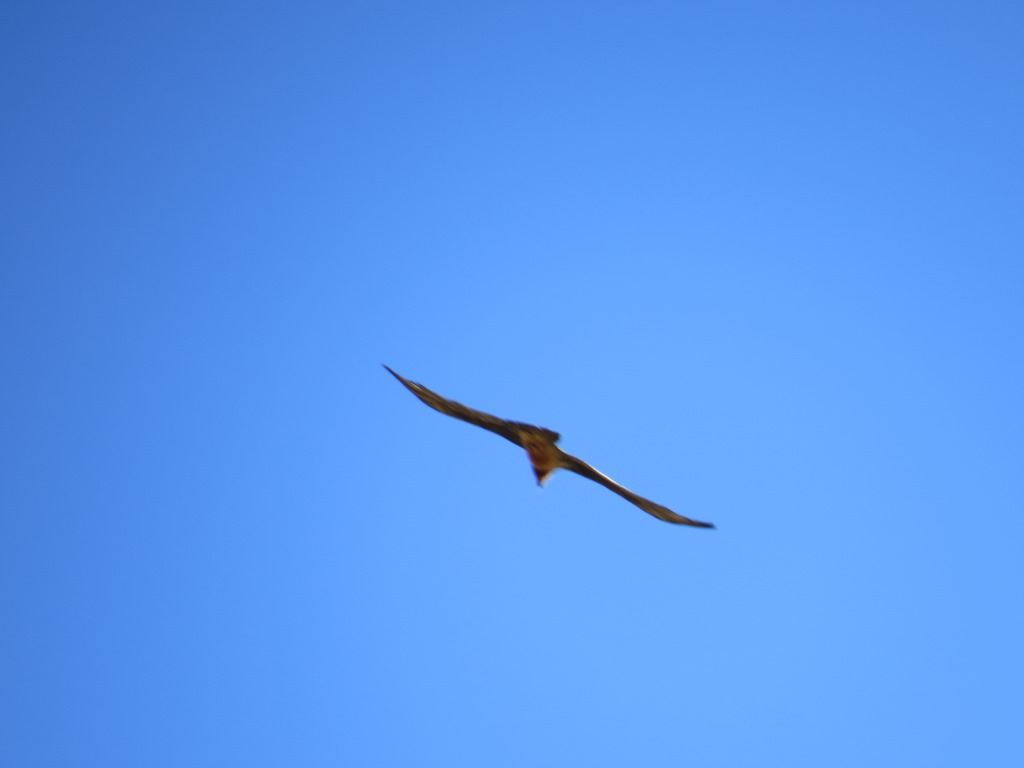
[[383, 365, 714, 528]]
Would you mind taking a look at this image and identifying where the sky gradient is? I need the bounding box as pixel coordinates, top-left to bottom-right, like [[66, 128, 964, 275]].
[[3, 2, 1023, 766]]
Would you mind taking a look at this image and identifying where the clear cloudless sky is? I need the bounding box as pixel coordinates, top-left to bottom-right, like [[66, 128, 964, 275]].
[[2, 2, 1023, 766]]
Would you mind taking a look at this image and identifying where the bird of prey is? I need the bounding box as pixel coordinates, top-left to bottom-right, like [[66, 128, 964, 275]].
[[383, 365, 714, 528]]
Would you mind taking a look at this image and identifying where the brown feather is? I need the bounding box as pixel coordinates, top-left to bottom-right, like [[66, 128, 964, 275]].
[[384, 365, 714, 528], [557, 451, 715, 528]]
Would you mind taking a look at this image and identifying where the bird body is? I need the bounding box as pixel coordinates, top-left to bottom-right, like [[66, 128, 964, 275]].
[[383, 365, 714, 528], [519, 429, 563, 485]]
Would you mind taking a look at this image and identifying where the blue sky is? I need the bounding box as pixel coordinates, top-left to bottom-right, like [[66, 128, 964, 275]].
[[3, 1, 1023, 766]]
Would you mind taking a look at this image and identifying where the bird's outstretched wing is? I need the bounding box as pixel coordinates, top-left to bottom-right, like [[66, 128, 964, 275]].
[[558, 451, 715, 528], [383, 365, 556, 447]]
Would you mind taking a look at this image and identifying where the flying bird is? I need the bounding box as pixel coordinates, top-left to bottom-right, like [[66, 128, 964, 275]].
[[383, 365, 714, 528]]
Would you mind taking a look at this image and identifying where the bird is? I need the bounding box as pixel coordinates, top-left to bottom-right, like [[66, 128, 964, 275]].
[[383, 365, 714, 528]]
